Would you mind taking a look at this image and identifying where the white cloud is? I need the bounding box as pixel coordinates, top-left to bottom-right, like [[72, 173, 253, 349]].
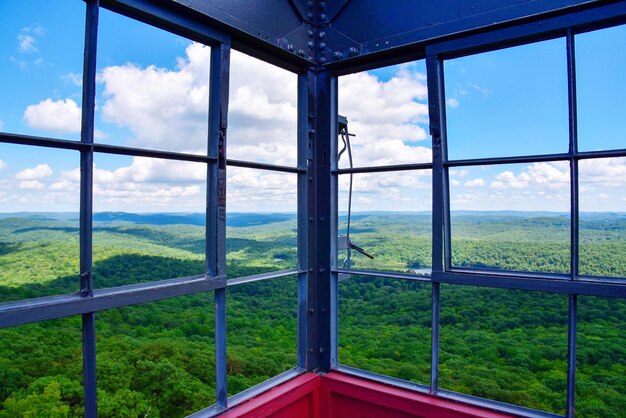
[[450, 169, 468, 178], [464, 178, 485, 187], [15, 164, 53, 180], [17, 34, 37, 53], [18, 180, 44, 190], [62, 72, 82, 86], [579, 158, 626, 188], [490, 162, 569, 190], [98, 42, 211, 153], [23, 98, 81, 134], [447, 98, 459, 108], [339, 64, 430, 167], [0, 160, 7, 170]]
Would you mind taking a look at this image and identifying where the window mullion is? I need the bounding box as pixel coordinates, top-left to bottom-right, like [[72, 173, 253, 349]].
[[566, 28, 579, 418], [208, 41, 231, 409], [79, 1, 100, 417]]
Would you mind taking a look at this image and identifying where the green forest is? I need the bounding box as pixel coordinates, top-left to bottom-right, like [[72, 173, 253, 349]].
[[0, 212, 624, 417]]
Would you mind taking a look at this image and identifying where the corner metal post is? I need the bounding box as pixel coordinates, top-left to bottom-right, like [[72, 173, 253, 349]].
[[566, 28, 579, 418], [297, 74, 310, 369], [305, 68, 336, 372], [80, 1, 99, 417], [427, 54, 445, 394], [208, 42, 230, 409]]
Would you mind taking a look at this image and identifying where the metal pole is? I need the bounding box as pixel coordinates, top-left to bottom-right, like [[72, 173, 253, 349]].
[[208, 42, 231, 408], [80, 1, 99, 416], [305, 68, 336, 372], [427, 54, 445, 393], [566, 28, 579, 418], [297, 73, 310, 369]]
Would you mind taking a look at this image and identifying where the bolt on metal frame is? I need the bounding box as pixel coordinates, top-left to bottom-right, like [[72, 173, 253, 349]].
[[0, 1, 625, 418]]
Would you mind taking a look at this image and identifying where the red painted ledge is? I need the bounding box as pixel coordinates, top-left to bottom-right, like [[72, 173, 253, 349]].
[[220, 371, 515, 418]]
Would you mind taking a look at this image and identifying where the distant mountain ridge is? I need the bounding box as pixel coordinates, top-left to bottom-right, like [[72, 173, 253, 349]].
[[0, 210, 624, 227]]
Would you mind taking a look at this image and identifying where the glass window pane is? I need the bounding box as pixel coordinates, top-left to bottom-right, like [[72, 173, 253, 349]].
[[579, 158, 626, 278], [0, 144, 79, 302], [96, 9, 210, 154], [229, 51, 297, 166], [92, 154, 206, 288], [445, 39, 568, 160], [0, 317, 83, 416], [0, 1, 85, 140], [337, 170, 432, 274], [576, 24, 626, 152], [227, 276, 297, 394], [449, 163, 570, 274], [440, 286, 568, 414], [577, 296, 626, 418], [97, 295, 215, 417], [338, 276, 431, 385], [227, 167, 297, 279], [338, 61, 431, 168]]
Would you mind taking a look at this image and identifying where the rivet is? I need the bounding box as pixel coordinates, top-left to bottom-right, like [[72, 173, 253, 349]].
[[308, 29, 314, 38], [319, 31, 326, 39], [319, 268, 326, 273], [333, 51, 343, 60], [308, 41, 314, 49], [320, 13, 326, 21], [297, 49, 305, 57], [287, 44, 294, 52], [319, 42, 326, 50], [307, 12, 313, 19], [319, 56, 326, 64], [319, 2, 326, 10], [348, 47, 358, 56]]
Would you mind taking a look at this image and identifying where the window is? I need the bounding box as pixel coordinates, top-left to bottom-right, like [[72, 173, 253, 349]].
[[1, 2, 625, 418]]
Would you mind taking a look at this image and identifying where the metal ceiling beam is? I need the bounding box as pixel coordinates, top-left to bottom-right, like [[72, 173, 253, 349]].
[[100, 0, 626, 75]]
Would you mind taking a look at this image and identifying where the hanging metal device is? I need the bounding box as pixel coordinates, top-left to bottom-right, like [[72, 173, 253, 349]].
[[337, 115, 373, 275]]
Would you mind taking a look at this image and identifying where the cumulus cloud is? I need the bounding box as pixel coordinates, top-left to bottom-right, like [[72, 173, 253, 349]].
[[18, 180, 45, 190], [339, 64, 430, 167], [464, 178, 485, 187], [49, 158, 207, 211], [98, 42, 211, 153], [490, 162, 569, 190], [23, 98, 81, 134], [579, 158, 626, 188], [15, 164, 53, 180]]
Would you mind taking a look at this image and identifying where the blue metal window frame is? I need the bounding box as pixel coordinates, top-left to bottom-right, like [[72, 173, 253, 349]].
[[331, 13, 626, 418], [0, 1, 624, 418]]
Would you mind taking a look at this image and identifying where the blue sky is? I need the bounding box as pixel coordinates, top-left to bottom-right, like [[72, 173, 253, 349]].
[[0, 1, 624, 213]]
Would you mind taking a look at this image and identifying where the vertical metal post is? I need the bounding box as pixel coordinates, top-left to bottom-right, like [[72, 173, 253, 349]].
[[427, 54, 445, 394], [208, 42, 230, 409], [305, 68, 336, 372], [329, 82, 340, 370], [566, 28, 579, 418], [80, 1, 99, 417], [297, 73, 311, 369]]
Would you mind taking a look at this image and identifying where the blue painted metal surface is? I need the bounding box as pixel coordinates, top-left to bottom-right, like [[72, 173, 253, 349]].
[[208, 42, 231, 408]]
